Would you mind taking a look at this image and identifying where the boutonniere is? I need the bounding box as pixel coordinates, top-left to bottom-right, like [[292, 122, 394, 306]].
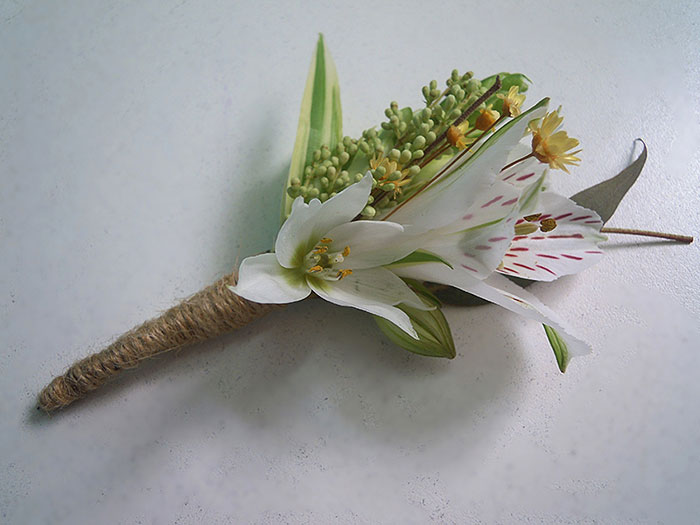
[[39, 35, 691, 413]]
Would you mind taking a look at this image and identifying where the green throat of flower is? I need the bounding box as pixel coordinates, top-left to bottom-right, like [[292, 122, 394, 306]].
[[303, 237, 353, 281]]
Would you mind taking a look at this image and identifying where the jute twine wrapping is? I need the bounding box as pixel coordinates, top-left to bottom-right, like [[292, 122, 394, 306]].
[[38, 272, 277, 412]]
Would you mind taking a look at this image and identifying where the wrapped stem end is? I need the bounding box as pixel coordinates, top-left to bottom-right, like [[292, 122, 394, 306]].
[[37, 272, 277, 413]]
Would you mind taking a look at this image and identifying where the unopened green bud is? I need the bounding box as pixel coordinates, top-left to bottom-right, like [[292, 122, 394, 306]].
[[287, 186, 299, 197], [420, 123, 431, 135], [314, 165, 327, 176], [412, 149, 424, 160], [449, 108, 462, 120], [422, 108, 432, 120], [466, 78, 481, 92], [426, 131, 437, 143], [343, 136, 353, 146], [429, 80, 437, 90], [389, 149, 401, 162], [384, 108, 394, 119], [381, 182, 396, 191], [354, 172, 364, 182], [290, 177, 301, 186], [304, 166, 313, 176], [321, 148, 331, 160], [407, 165, 421, 177], [308, 187, 320, 198], [330, 156, 339, 166], [422, 86, 430, 100], [390, 115, 399, 126], [339, 152, 350, 165], [361, 205, 376, 218], [327, 166, 336, 178], [375, 166, 387, 176], [398, 122, 407, 134], [399, 150, 412, 164], [359, 141, 370, 154], [320, 192, 328, 201], [444, 94, 456, 110], [381, 121, 392, 130], [390, 101, 398, 111], [320, 176, 329, 188], [388, 170, 402, 181], [367, 195, 374, 204], [413, 135, 426, 149], [451, 69, 460, 82], [313, 150, 321, 161]]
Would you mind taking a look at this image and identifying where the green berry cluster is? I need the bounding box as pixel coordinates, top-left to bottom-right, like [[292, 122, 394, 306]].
[[287, 69, 529, 217]]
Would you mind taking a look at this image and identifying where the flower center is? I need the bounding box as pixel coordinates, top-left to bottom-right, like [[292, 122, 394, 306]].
[[303, 237, 353, 280]]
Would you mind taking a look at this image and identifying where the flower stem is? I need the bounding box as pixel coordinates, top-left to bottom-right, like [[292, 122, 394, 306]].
[[500, 151, 535, 172], [601, 227, 693, 244]]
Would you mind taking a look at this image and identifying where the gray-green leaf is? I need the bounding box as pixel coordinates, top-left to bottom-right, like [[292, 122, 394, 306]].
[[570, 139, 647, 224], [281, 34, 343, 222], [374, 286, 456, 359]]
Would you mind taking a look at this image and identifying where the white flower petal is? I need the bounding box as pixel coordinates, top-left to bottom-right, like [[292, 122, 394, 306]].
[[391, 263, 589, 360], [307, 173, 374, 244], [323, 220, 419, 269], [467, 274, 591, 359], [308, 267, 432, 339], [388, 103, 547, 230], [229, 253, 311, 304], [411, 180, 522, 278], [499, 192, 606, 282], [274, 174, 373, 268], [275, 197, 323, 268]]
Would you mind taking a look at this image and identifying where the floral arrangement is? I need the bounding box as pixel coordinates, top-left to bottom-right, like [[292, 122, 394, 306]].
[[37, 35, 691, 412]]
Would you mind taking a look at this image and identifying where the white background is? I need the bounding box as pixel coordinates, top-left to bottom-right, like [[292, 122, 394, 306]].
[[2, 1, 700, 523]]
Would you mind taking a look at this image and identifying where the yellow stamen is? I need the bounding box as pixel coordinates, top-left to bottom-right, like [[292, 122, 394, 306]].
[[313, 245, 328, 254], [336, 269, 353, 280], [342, 246, 351, 257], [308, 265, 323, 273], [539, 218, 557, 232], [319, 237, 332, 244], [475, 106, 500, 131]]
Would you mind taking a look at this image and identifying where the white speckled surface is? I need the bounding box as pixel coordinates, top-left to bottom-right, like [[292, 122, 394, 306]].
[[2, 1, 700, 523]]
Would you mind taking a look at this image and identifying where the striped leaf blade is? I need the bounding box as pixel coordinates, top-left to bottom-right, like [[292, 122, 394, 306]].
[[281, 34, 343, 221]]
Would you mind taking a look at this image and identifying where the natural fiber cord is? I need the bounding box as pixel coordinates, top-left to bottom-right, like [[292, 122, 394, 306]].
[[37, 272, 277, 412]]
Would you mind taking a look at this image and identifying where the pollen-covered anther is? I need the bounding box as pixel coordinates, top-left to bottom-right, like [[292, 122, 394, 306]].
[[524, 213, 542, 222], [514, 222, 539, 236], [308, 265, 323, 273], [342, 246, 351, 257], [313, 245, 329, 254], [319, 237, 333, 244], [336, 269, 353, 280], [539, 218, 557, 232]]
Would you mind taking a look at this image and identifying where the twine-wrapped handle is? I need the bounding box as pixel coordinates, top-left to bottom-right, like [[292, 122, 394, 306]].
[[38, 272, 277, 412]]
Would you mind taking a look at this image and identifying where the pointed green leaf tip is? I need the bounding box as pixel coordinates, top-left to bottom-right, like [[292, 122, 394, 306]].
[[281, 34, 343, 222], [543, 324, 570, 373], [570, 139, 647, 225], [374, 281, 456, 359]]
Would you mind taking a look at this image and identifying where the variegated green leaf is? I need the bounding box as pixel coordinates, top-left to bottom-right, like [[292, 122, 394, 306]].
[[281, 34, 343, 221]]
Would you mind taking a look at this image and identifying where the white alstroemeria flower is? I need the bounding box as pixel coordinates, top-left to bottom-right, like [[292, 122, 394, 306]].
[[384, 99, 606, 366], [230, 174, 429, 338]]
